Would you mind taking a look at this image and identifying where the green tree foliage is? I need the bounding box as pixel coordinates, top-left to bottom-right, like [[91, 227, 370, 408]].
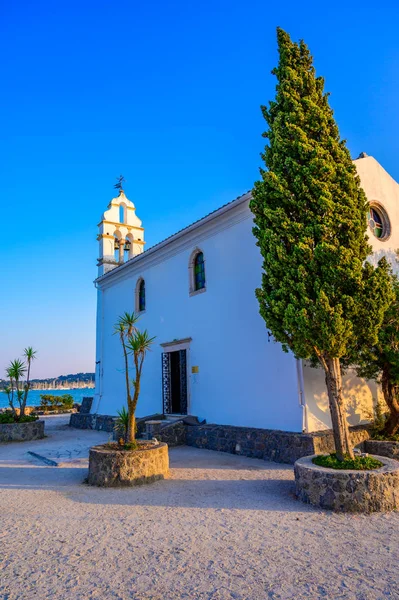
[[355, 273, 399, 436], [250, 28, 392, 460]]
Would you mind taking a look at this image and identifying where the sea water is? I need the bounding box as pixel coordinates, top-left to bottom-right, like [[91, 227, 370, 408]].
[[0, 388, 93, 409]]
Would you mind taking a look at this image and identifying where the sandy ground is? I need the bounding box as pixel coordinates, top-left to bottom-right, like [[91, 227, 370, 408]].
[[0, 415, 398, 600]]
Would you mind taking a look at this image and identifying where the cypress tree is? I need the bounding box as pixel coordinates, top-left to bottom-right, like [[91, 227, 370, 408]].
[[250, 28, 392, 460], [355, 273, 399, 436]]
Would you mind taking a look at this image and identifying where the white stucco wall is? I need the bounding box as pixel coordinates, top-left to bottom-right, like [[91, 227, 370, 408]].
[[355, 155, 399, 273], [95, 198, 303, 432], [302, 363, 384, 432]]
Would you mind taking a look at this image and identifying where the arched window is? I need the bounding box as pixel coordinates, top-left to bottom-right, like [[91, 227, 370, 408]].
[[135, 278, 146, 312], [189, 249, 206, 295], [139, 279, 146, 311], [194, 252, 205, 291]]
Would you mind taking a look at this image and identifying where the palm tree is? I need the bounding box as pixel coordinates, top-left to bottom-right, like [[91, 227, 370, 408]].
[[6, 359, 27, 417], [3, 385, 14, 416], [114, 313, 154, 443], [114, 312, 140, 418], [22, 347, 37, 417], [125, 329, 155, 442]]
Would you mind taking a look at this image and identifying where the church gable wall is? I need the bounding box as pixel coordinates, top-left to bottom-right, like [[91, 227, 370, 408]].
[[95, 203, 303, 432], [356, 156, 399, 271]]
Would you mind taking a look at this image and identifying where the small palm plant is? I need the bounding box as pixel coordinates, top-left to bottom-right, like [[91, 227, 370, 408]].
[[114, 406, 129, 442], [4, 386, 15, 416], [4, 348, 37, 419], [6, 359, 27, 417], [114, 312, 155, 444]]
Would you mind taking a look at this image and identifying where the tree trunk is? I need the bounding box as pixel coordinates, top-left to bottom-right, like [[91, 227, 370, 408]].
[[381, 367, 399, 437], [324, 357, 354, 460], [21, 387, 26, 417], [126, 411, 136, 443], [22, 363, 31, 418]]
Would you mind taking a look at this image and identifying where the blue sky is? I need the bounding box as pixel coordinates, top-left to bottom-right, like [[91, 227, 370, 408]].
[[1, 0, 398, 378]]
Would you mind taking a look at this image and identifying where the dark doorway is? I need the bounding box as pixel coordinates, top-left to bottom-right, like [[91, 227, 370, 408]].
[[170, 351, 182, 413], [162, 349, 188, 415]]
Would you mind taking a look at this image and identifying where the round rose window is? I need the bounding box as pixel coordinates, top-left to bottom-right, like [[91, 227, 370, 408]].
[[368, 204, 390, 241]]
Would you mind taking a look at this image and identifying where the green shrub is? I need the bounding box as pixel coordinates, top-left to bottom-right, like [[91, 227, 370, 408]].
[[313, 453, 383, 470], [18, 415, 38, 423], [122, 441, 139, 451], [39, 394, 74, 411], [0, 413, 38, 424], [371, 431, 399, 442]]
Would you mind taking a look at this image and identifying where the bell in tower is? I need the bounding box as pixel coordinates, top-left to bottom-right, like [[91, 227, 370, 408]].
[[97, 177, 145, 277]]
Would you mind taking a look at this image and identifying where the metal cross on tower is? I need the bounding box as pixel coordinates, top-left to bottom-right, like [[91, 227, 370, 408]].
[[114, 175, 125, 191]]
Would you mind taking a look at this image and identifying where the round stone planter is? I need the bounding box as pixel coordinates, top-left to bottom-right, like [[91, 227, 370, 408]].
[[88, 442, 169, 487], [0, 419, 45, 443], [364, 440, 399, 461], [294, 454, 399, 513]]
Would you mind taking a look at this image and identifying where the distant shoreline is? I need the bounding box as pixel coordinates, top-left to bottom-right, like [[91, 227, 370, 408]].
[[0, 386, 95, 392], [0, 372, 95, 392], [30, 386, 95, 391], [0, 388, 93, 409]]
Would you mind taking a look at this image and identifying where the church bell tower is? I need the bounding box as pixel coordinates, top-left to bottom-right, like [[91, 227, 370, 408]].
[[97, 178, 145, 276]]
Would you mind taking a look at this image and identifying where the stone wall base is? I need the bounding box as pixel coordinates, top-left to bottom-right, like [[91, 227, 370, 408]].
[[0, 420, 45, 443], [186, 423, 371, 465], [145, 420, 187, 447], [312, 425, 371, 455], [364, 440, 399, 461], [70, 413, 165, 435], [69, 413, 116, 432], [70, 412, 372, 465]]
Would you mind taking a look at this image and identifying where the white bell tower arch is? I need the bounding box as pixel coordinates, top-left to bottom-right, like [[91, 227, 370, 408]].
[[97, 185, 145, 276]]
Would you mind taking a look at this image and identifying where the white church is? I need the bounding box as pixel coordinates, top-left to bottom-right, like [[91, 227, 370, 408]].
[[93, 155, 399, 433]]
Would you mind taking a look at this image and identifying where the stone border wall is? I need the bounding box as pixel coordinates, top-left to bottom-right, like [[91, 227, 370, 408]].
[[70, 412, 372, 465], [295, 454, 399, 512], [186, 423, 371, 464], [69, 413, 116, 432], [312, 424, 371, 455], [70, 412, 166, 435], [186, 424, 315, 463], [148, 420, 187, 447], [0, 420, 45, 443], [364, 440, 399, 461]]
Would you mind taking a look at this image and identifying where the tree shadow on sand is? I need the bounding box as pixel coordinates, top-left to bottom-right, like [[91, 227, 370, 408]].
[[0, 461, 322, 513]]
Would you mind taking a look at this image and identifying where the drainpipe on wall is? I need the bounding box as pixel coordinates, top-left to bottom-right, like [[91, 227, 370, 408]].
[[94, 282, 104, 415], [296, 359, 309, 433]]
